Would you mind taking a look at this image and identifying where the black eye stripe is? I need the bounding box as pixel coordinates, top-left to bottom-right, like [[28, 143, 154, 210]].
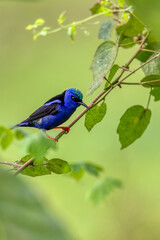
[[71, 95, 80, 102]]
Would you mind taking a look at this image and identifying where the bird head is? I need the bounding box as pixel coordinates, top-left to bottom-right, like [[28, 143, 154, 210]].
[[65, 88, 90, 110]]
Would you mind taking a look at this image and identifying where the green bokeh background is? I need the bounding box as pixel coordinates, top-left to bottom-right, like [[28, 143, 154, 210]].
[[1, 0, 160, 239]]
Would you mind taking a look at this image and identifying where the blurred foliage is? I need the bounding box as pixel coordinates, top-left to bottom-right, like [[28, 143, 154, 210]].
[[87, 177, 123, 205], [128, 0, 160, 38], [0, 170, 72, 240]]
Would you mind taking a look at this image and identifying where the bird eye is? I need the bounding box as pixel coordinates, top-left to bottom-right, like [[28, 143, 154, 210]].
[[71, 95, 79, 102], [71, 95, 76, 101]]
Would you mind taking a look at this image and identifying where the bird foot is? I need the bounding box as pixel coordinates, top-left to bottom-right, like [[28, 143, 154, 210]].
[[43, 131, 58, 142], [54, 126, 70, 134]]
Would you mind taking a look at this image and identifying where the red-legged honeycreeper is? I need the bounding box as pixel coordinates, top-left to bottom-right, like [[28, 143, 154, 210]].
[[13, 88, 90, 141]]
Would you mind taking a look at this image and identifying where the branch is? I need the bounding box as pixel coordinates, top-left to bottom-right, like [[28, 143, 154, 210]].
[[0, 161, 20, 167], [14, 158, 34, 175], [47, 9, 127, 35], [121, 79, 160, 85], [55, 34, 150, 140], [2, 34, 159, 175]]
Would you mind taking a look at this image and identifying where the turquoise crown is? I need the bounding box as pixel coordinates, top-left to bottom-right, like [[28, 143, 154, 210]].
[[70, 88, 83, 100]]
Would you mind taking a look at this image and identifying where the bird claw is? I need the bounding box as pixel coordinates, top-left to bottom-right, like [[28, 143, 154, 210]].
[[54, 126, 70, 134], [61, 127, 70, 134]]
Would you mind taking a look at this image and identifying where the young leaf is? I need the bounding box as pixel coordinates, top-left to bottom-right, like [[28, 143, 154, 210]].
[[39, 27, 51, 36], [67, 25, 76, 42], [28, 133, 56, 163], [0, 127, 14, 150], [87, 178, 122, 205], [117, 105, 151, 149], [85, 103, 107, 131], [34, 18, 45, 26], [151, 87, 160, 101], [142, 53, 160, 76], [88, 41, 118, 95], [118, 0, 125, 7], [47, 159, 71, 174], [116, 13, 144, 37], [141, 75, 160, 87], [58, 11, 66, 24], [98, 19, 114, 41]]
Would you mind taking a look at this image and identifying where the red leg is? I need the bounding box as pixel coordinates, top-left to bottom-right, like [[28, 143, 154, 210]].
[[54, 126, 70, 134], [43, 131, 58, 142]]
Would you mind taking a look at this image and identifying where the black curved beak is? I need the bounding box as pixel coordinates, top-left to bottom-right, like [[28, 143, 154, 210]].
[[78, 101, 90, 110]]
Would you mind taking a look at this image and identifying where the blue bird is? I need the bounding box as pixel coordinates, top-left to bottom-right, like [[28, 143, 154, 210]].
[[14, 88, 89, 141]]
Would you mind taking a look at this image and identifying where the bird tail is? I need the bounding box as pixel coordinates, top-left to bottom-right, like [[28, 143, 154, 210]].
[[11, 122, 34, 129]]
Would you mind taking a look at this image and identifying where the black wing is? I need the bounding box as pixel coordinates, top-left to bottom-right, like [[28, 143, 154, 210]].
[[45, 90, 66, 105], [22, 101, 61, 123], [21, 91, 66, 123]]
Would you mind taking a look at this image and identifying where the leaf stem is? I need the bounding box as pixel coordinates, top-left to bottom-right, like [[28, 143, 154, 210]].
[[146, 88, 152, 109], [140, 49, 160, 54]]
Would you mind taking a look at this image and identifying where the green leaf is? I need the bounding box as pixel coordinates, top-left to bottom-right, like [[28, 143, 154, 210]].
[[136, 34, 160, 62], [88, 41, 118, 95], [119, 35, 135, 48], [83, 163, 103, 177], [47, 158, 71, 174], [0, 127, 14, 150], [90, 3, 109, 15], [26, 24, 35, 30], [22, 164, 51, 177], [151, 87, 160, 101], [116, 13, 144, 37], [87, 177, 122, 205], [14, 129, 27, 140], [17, 155, 51, 177], [70, 162, 103, 180], [70, 164, 85, 180], [117, 105, 151, 149], [104, 64, 119, 88], [141, 75, 160, 87], [118, 0, 125, 6], [0, 170, 72, 240], [142, 53, 160, 76], [67, 25, 76, 42], [39, 27, 51, 36], [34, 18, 45, 26], [28, 133, 56, 163], [58, 11, 66, 24], [85, 103, 107, 131], [98, 19, 114, 41]]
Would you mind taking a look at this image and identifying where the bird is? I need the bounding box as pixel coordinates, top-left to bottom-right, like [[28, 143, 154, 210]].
[[13, 88, 90, 141]]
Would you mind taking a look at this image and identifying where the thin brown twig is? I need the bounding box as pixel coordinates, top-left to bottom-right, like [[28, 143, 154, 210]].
[[119, 40, 142, 47], [14, 158, 34, 175], [140, 49, 160, 54], [0, 161, 20, 167], [121, 79, 160, 85], [146, 87, 152, 109]]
